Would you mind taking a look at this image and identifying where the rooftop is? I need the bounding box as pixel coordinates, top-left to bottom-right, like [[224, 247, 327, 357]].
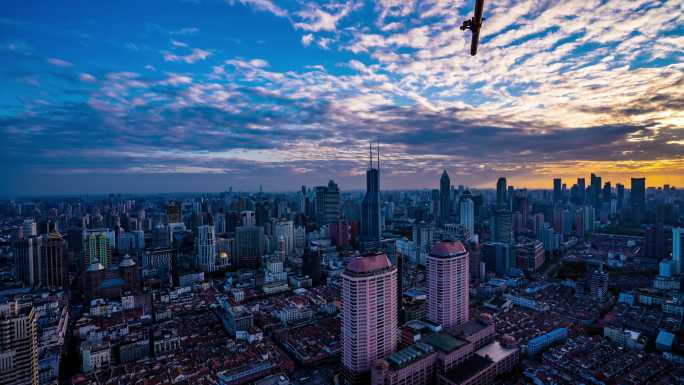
[[460, 320, 490, 337], [656, 330, 675, 347], [476, 341, 518, 363], [423, 332, 468, 353], [386, 342, 434, 370], [430, 241, 467, 258], [119, 255, 137, 267], [441, 354, 492, 384], [345, 252, 392, 274]]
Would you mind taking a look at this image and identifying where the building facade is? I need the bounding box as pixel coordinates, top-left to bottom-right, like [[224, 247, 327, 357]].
[[427, 241, 470, 330], [342, 252, 398, 383], [0, 301, 39, 385]]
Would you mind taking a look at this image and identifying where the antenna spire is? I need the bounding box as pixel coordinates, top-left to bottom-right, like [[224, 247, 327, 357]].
[[377, 142, 380, 171], [369, 141, 373, 169]]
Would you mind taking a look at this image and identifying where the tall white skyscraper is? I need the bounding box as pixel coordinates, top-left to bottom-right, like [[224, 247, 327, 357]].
[[673, 227, 683, 275], [459, 197, 475, 237], [196, 225, 217, 272]]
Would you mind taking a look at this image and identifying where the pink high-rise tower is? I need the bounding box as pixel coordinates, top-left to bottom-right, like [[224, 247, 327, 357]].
[[427, 240, 470, 329], [342, 252, 398, 384]]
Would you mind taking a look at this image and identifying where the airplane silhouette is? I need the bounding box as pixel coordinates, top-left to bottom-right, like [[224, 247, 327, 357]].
[[460, 0, 485, 56]]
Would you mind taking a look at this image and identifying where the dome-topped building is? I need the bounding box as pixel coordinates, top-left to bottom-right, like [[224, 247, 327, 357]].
[[118, 254, 139, 292]]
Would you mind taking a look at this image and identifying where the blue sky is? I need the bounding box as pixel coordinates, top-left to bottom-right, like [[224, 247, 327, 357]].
[[1, 0, 683, 195]]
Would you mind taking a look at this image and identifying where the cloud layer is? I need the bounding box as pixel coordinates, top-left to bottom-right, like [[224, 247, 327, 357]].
[[1, 0, 683, 195]]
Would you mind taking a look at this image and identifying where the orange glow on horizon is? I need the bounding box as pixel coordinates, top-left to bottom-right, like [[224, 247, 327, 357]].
[[473, 159, 684, 189]]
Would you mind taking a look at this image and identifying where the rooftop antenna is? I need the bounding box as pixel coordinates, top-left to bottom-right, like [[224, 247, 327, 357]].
[[369, 141, 373, 169], [377, 141, 380, 171]]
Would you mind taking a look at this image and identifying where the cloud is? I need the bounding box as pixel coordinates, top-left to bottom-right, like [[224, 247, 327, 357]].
[[3, 0, 684, 194], [301, 34, 314, 46], [79, 73, 97, 82], [46, 58, 73, 67], [293, 1, 358, 32], [228, 0, 288, 18], [162, 48, 212, 63], [170, 27, 199, 35]]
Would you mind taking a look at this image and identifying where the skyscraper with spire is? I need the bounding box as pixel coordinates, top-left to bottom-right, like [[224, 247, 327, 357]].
[[361, 142, 381, 249], [439, 169, 451, 225]]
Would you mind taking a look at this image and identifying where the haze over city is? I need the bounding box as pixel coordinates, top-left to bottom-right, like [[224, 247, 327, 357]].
[[2, 0, 683, 195]]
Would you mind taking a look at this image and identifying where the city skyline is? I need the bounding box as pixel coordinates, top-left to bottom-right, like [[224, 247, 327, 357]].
[[0, 172, 674, 198], [2, 0, 683, 195]]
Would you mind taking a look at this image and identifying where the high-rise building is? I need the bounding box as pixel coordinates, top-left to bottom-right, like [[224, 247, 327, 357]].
[[235, 226, 265, 269], [496, 177, 507, 209], [274, 220, 294, 257], [577, 177, 586, 203], [512, 190, 529, 228], [630, 177, 646, 223], [590, 173, 602, 208], [616, 183, 625, 210], [602, 182, 612, 203], [13, 237, 41, 287], [196, 225, 217, 272], [439, 170, 451, 224], [426, 241, 469, 329], [590, 266, 609, 302], [40, 231, 67, 288], [0, 301, 39, 385], [361, 143, 381, 248], [459, 196, 475, 237], [166, 203, 181, 223], [482, 242, 514, 275], [553, 178, 562, 204], [214, 212, 227, 234], [645, 224, 666, 260], [583, 205, 595, 233], [302, 248, 321, 286], [574, 208, 585, 238], [515, 239, 545, 271], [240, 211, 256, 227], [412, 221, 435, 254], [342, 252, 398, 383], [82, 229, 115, 269], [492, 209, 513, 243], [22, 219, 37, 238], [673, 227, 683, 276], [431, 189, 440, 220], [314, 180, 341, 225]]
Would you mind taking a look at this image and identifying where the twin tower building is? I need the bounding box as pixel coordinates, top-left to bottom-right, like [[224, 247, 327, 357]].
[[341, 240, 469, 384]]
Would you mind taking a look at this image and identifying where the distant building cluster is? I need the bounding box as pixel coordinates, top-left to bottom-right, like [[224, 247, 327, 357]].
[[0, 157, 683, 384]]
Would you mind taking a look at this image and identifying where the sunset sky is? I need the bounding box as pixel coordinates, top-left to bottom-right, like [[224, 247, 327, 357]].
[[1, 0, 683, 195]]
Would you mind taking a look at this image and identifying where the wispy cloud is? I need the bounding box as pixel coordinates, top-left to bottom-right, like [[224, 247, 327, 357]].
[[228, 0, 288, 17], [46, 57, 73, 67], [162, 48, 212, 63], [170, 26, 199, 35], [79, 73, 96, 82]]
